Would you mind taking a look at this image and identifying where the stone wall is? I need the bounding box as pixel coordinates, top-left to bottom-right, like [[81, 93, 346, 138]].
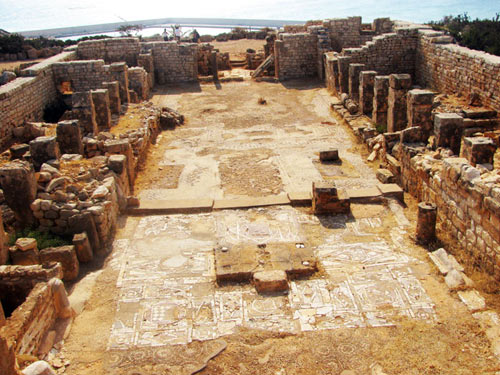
[[275, 33, 318, 80], [400, 148, 500, 279], [142, 42, 198, 84], [52, 60, 108, 92], [0, 52, 75, 150], [77, 38, 141, 67], [416, 28, 500, 113]]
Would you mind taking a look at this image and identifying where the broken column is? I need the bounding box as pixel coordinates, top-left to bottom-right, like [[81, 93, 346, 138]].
[[416, 202, 437, 245], [372, 75, 390, 127], [337, 56, 352, 94], [210, 51, 218, 81], [312, 181, 350, 214], [0, 161, 37, 225], [461, 137, 497, 166], [434, 113, 464, 155], [29, 136, 61, 170], [348, 63, 365, 102], [56, 120, 83, 155], [359, 71, 377, 116], [70, 91, 98, 135], [91, 89, 111, 130], [110, 62, 130, 104], [102, 81, 121, 114], [407, 89, 435, 138], [387, 74, 411, 132]]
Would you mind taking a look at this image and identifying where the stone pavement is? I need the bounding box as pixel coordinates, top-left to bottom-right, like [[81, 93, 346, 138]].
[[107, 205, 434, 350]]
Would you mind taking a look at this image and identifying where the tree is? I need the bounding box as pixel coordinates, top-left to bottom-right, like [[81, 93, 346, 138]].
[[117, 24, 143, 37]]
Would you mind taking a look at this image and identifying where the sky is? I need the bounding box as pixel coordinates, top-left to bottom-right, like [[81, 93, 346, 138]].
[[0, 0, 498, 32]]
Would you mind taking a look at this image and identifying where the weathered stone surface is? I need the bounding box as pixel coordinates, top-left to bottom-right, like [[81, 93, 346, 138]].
[[0, 161, 37, 225], [434, 113, 463, 155], [56, 120, 83, 155], [359, 70, 377, 115], [49, 278, 73, 318], [253, 270, 289, 293], [458, 290, 486, 312], [407, 89, 435, 137], [10, 246, 39, 266], [337, 56, 352, 94], [67, 212, 101, 255], [319, 149, 339, 162], [461, 137, 496, 166], [91, 89, 111, 130], [15, 238, 37, 251], [10, 143, 30, 160], [376, 168, 395, 184], [372, 75, 389, 127], [39, 245, 79, 281], [72, 232, 93, 263], [416, 202, 437, 245], [22, 360, 57, 375], [387, 74, 411, 132], [102, 81, 121, 114], [312, 181, 350, 214], [29, 136, 61, 170], [0, 208, 7, 265], [348, 63, 365, 102]]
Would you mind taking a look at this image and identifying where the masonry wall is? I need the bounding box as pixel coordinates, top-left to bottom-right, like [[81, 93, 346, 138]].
[[341, 29, 418, 76], [52, 60, 108, 92], [77, 38, 141, 67], [275, 33, 318, 80], [416, 29, 500, 113], [400, 148, 500, 279], [0, 52, 75, 150], [142, 42, 198, 83]]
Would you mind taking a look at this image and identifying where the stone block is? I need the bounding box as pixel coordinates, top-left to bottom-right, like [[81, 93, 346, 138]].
[[29, 136, 61, 170], [387, 74, 411, 133], [72, 232, 93, 263], [108, 154, 127, 174], [15, 237, 37, 251], [376, 169, 395, 184], [378, 183, 404, 203], [68, 212, 101, 255], [102, 81, 121, 114], [0, 161, 37, 225], [400, 126, 427, 144], [359, 70, 377, 115], [461, 137, 496, 166], [91, 89, 111, 130], [372, 76, 389, 127], [312, 181, 350, 214], [39, 245, 79, 281], [71, 91, 92, 108], [389, 74, 412, 90], [337, 56, 352, 94], [407, 89, 435, 137], [434, 113, 463, 155], [253, 270, 289, 293], [319, 149, 339, 162], [56, 120, 83, 155], [348, 63, 365, 102], [346, 186, 383, 203], [9, 246, 39, 266], [458, 290, 486, 312], [10, 143, 30, 160]]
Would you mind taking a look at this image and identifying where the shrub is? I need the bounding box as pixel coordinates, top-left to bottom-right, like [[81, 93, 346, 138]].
[[9, 228, 72, 249]]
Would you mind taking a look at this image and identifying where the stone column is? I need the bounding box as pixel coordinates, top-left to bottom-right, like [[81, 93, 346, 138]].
[[71, 91, 98, 135], [29, 136, 61, 170], [416, 202, 437, 245], [359, 70, 377, 116], [56, 120, 83, 155], [348, 63, 365, 102], [110, 62, 130, 104], [434, 113, 463, 155], [387, 74, 411, 132], [461, 137, 497, 166], [372, 75, 390, 128], [407, 89, 435, 138], [210, 51, 218, 81], [91, 89, 111, 130], [0, 161, 37, 225], [324, 54, 338, 94], [337, 56, 352, 94], [102, 81, 121, 114]]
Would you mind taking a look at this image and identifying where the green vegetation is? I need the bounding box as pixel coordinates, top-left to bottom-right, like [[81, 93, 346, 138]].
[[0, 34, 109, 54], [9, 227, 72, 249], [429, 13, 500, 56]]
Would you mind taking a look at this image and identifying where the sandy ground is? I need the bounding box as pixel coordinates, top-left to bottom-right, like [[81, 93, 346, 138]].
[[57, 78, 500, 375], [0, 59, 43, 72], [211, 39, 266, 59]]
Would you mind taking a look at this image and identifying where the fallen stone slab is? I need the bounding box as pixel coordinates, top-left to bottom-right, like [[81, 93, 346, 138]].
[[445, 269, 473, 289], [213, 195, 290, 210], [428, 248, 464, 275], [378, 183, 404, 203], [253, 270, 289, 293], [376, 168, 395, 184], [287, 191, 312, 206], [346, 186, 383, 203], [458, 290, 486, 312], [128, 199, 214, 215]]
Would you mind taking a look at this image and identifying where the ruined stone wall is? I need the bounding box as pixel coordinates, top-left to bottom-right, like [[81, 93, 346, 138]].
[[275, 33, 318, 80], [52, 60, 109, 92], [77, 38, 141, 67], [341, 29, 418, 76], [142, 42, 198, 84], [324, 17, 364, 51], [0, 52, 75, 150], [416, 29, 500, 113], [400, 149, 500, 279]]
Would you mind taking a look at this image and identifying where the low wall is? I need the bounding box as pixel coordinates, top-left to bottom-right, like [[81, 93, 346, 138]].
[[142, 42, 198, 84], [275, 33, 318, 80], [400, 147, 500, 279], [416, 29, 500, 113], [52, 60, 108, 92], [77, 38, 141, 67], [0, 52, 75, 150]]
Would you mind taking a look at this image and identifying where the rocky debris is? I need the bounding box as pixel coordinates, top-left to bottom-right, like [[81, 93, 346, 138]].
[[9, 238, 40, 266], [39, 246, 79, 281], [458, 290, 486, 312], [160, 106, 184, 130], [21, 361, 56, 375]]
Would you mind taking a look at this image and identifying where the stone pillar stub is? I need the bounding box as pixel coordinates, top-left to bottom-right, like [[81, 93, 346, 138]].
[[462, 137, 497, 166], [337, 56, 352, 94], [102, 81, 121, 114], [372, 75, 390, 127], [91, 89, 111, 130], [434, 113, 464, 155], [56, 120, 84, 155], [387, 74, 411, 132], [407, 89, 435, 138], [416, 202, 437, 245], [0, 161, 37, 225], [359, 70, 377, 116], [348, 63, 365, 102]]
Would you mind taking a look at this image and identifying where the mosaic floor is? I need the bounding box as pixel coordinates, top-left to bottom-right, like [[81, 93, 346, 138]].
[[108, 206, 435, 350]]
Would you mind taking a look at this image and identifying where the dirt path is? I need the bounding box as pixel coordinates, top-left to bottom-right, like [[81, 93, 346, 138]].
[[61, 78, 500, 375]]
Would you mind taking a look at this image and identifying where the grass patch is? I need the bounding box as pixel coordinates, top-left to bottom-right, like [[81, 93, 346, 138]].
[[9, 228, 72, 249]]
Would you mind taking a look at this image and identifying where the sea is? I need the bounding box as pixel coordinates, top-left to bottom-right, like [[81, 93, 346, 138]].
[[0, 0, 498, 38]]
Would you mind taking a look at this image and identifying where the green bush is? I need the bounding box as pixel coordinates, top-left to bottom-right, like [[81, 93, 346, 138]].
[[9, 228, 72, 249], [429, 13, 500, 56]]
